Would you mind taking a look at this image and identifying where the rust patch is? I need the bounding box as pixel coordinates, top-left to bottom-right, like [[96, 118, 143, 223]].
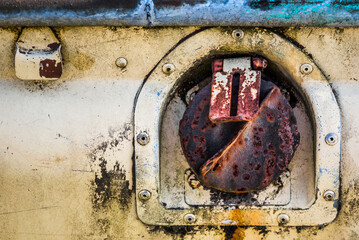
[[39, 59, 62, 78], [179, 84, 246, 173], [230, 227, 246, 240]]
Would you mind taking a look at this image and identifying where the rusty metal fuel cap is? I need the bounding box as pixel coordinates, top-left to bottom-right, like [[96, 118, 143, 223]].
[[179, 57, 300, 193]]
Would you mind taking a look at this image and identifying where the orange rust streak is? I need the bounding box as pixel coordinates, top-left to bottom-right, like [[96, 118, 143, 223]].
[[228, 209, 264, 226]]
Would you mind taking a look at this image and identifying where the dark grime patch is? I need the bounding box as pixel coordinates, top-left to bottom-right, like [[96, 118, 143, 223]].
[[92, 160, 131, 209], [90, 123, 132, 210], [254, 226, 270, 238]]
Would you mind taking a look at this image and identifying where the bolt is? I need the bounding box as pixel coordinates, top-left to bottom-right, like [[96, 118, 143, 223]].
[[232, 29, 244, 39], [323, 190, 335, 201], [138, 190, 151, 201], [184, 213, 196, 223], [277, 213, 289, 225], [137, 132, 150, 145], [300, 63, 313, 74], [325, 133, 338, 146], [162, 63, 175, 74], [115, 57, 128, 68]]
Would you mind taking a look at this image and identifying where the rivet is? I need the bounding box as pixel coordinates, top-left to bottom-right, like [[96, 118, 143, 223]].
[[138, 190, 151, 201], [184, 213, 196, 223], [277, 213, 289, 224], [325, 133, 338, 146], [232, 29, 244, 39], [300, 63, 313, 74], [137, 132, 150, 145], [115, 57, 128, 68], [323, 190, 335, 201], [162, 63, 175, 74]]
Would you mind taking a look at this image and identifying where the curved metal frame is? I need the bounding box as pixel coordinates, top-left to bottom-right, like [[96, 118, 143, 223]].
[[134, 27, 341, 226]]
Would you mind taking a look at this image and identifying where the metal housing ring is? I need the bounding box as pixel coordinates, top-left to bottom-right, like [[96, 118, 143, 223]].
[[134, 27, 341, 226]]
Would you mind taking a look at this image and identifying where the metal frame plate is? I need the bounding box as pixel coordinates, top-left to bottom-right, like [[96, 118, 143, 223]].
[[134, 27, 341, 226]]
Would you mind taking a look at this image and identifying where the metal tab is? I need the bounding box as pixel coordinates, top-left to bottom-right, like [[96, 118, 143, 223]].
[[209, 57, 266, 123], [15, 27, 62, 81]]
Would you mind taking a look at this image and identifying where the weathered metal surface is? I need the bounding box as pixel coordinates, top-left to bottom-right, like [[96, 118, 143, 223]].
[[135, 27, 340, 226], [209, 57, 264, 123], [160, 87, 305, 210], [15, 27, 62, 80], [180, 79, 300, 193], [0, 0, 358, 26], [3, 26, 359, 239]]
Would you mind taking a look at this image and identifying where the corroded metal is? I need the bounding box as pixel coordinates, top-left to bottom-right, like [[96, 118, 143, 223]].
[[209, 57, 265, 123], [180, 78, 300, 193]]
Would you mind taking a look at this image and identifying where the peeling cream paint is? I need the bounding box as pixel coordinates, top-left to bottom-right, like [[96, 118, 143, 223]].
[[0, 26, 358, 239]]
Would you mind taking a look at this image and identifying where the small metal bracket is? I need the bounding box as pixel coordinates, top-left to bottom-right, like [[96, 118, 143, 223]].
[[15, 27, 62, 81], [209, 57, 266, 122]]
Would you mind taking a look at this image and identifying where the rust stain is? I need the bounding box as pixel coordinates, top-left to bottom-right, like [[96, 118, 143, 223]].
[[228, 209, 246, 225], [230, 227, 246, 240], [39, 59, 62, 78], [228, 209, 264, 229]]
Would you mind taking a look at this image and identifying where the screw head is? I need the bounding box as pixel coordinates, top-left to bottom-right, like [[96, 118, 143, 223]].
[[137, 132, 150, 145], [138, 190, 151, 201], [277, 213, 289, 225], [300, 63, 313, 74], [115, 57, 128, 68], [232, 29, 244, 39], [184, 213, 196, 223], [325, 133, 338, 146], [162, 63, 175, 74], [323, 190, 335, 201]]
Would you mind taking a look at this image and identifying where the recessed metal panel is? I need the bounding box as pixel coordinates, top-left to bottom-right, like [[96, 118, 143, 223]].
[[134, 27, 341, 226]]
